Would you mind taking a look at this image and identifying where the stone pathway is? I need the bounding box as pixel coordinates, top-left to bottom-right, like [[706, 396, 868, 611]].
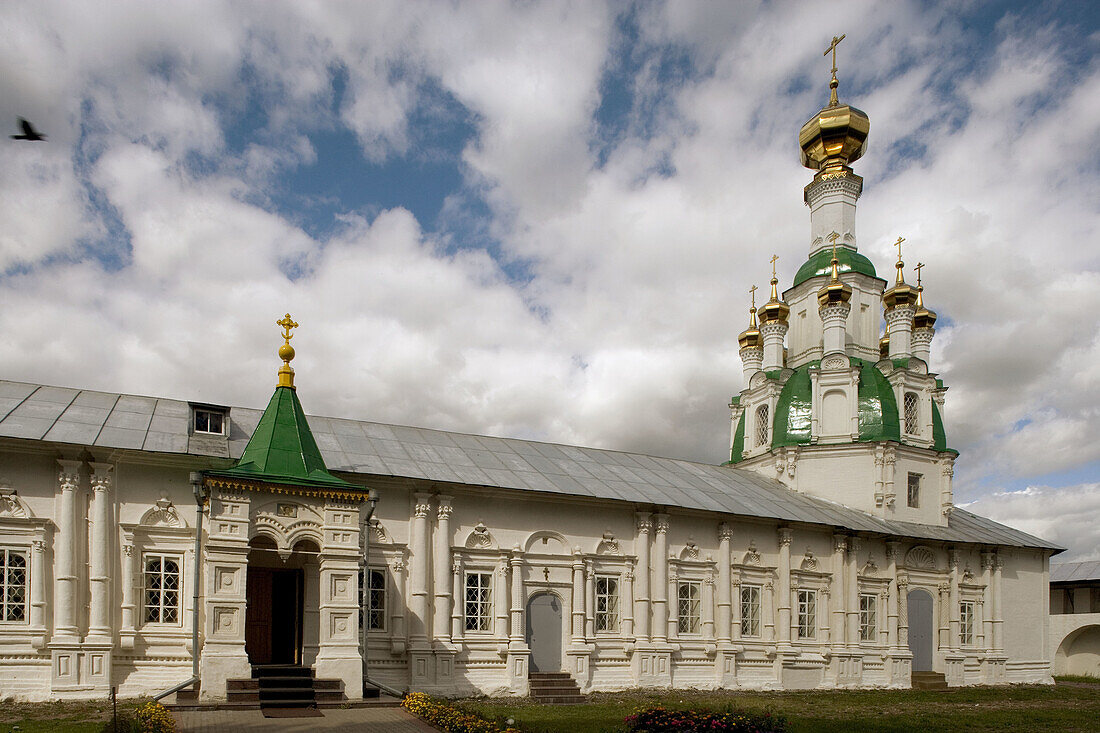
[[172, 706, 437, 732]]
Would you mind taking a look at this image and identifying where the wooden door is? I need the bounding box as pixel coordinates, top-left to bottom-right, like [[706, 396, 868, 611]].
[[526, 593, 562, 672], [908, 588, 935, 671], [245, 567, 273, 664]]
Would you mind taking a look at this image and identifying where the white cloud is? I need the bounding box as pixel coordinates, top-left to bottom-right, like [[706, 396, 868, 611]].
[[966, 484, 1100, 562]]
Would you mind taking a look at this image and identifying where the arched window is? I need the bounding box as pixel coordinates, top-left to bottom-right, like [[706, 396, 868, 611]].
[[903, 392, 919, 435], [756, 404, 770, 447]]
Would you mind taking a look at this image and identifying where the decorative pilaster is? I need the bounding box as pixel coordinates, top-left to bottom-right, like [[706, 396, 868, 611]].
[[509, 552, 525, 646], [571, 551, 585, 643], [408, 493, 432, 646], [846, 537, 860, 649], [450, 555, 463, 642], [937, 583, 950, 650], [390, 555, 408, 655], [716, 524, 732, 644], [885, 542, 900, 650], [494, 558, 510, 640], [432, 497, 453, 645], [634, 513, 652, 641], [831, 534, 847, 649], [585, 560, 596, 639], [315, 498, 365, 698], [948, 548, 960, 651], [29, 539, 47, 649], [776, 527, 793, 650], [667, 565, 679, 641], [702, 572, 716, 645], [52, 460, 81, 643], [991, 556, 1003, 651], [763, 580, 775, 642], [119, 539, 136, 650], [652, 514, 669, 643], [981, 552, 995, 649], [86, 463, 114, 644], [939, 455, 956, 517], [896, 574, 910, 647]]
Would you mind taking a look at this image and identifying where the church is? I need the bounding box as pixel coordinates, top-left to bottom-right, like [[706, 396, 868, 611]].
[[0, 51, 1060, 703]]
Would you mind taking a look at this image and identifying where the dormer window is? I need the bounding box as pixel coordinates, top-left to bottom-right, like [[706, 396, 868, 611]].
[[903, 392, 919, 435], [192, 407, 226, 436]]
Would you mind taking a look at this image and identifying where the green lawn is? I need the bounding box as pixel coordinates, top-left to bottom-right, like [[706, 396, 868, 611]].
[[460, 684, 1100, 733], [0, 698, 148, 733]]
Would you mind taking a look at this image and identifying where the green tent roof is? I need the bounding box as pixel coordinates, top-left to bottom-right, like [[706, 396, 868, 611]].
[[207, 386, 360, 491], [792, 246, 878, 288]]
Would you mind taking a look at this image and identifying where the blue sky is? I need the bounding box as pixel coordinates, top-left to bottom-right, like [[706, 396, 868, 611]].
[[1, 0, 1098, 557]]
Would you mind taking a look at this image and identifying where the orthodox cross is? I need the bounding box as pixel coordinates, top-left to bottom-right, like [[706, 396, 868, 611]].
[[914, 262, 924, 287], [543, 567, 550, 582], [828, 231, 841, 260], [770, 254, 779, 278], [277, 313, 299, 345], [824, 34, 846, 77], [749, 284, 758, 309], [894, 236, 906, 262]]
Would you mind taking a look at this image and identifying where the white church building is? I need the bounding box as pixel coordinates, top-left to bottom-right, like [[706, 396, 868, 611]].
[[0, 61, 1060, 703]]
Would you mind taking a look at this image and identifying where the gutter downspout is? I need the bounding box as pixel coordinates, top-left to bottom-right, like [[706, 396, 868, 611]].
[[360, 489, 405, 699], [153, 472, 207, 702]]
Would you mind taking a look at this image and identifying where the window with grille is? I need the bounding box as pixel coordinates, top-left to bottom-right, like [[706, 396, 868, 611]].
[[143, 554, 181, 624], [903, 392, 919, 435], [960, 601, 975, 646], [595, 576, 619, 632], [464, 572, 493, 632], [677, 581, 701, 634], [755, 404, 770, 447], [859, 593, 877, 642], [0, 549, 27, 622], [797, 589, 816, 639], [358, 568, 386, 631], [740, 585, 761, 637], [907, 473, 921, 508]]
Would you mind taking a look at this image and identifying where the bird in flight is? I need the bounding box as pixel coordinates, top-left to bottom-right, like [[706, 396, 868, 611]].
[[11, 117, 47, 141]]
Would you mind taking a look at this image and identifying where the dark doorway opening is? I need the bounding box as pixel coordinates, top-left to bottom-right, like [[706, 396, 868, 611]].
[[246, 563, 304, 665]]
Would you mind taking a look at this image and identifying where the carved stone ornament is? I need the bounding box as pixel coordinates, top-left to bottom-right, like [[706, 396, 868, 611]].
[[368, 517, 390, 544], [743, 542, 761, 566], [861, 557, 879, 576], [717, 523, 732, 542], [635, 513, 652, 533], [140, 498, 183, 527], [683, 541, 700, 560], [904, 546, 936, 570], [655, 515, 670, 534], [437, 502, 454, 521], [800, 550, 818, 571], [0, 491, 28, 519], [822, 354, 848, 370], [962, 565, 974, 583], [465, 522, 495, 549], [596, 531, 621, 556]]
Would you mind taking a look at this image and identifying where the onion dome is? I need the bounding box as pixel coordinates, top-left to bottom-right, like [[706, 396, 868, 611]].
[[817, 247, 853, 307], [882, 237, 917, 311], [799, 36, 869, 174], [913, 265, 938, 329], [759, 276, 791, 325], [738, 306, 763, 349]]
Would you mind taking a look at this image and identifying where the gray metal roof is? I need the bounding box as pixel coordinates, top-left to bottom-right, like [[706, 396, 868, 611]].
[[1051, 561, 1100, 583], [0, 380, 1061, 551]]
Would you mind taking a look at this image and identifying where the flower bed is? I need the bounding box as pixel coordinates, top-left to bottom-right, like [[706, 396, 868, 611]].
[[624, 705, 788, 733], [403, 692, 521, 733]]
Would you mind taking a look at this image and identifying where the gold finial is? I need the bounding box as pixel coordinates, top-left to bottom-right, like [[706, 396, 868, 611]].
[[894, 236, 906, 285], [760, 255, 790, 325], [276, 313, 299, 389], [770, 253, 779, 278], [824, 34, 846, 107], [818, 231, 852, 307], [913, 262, 937, 330], [749, 284, 758, 309], [828, 231, 841, 281], [914, 261, 924, 287]]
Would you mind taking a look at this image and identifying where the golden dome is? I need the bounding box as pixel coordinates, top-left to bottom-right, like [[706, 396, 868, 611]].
[[738, 306, 763, 350], [817, 245, 853, 308], [913, 264, 937, 329], [882, 237, 917, 311], [879, 326, 890, 360], [800, 34, 869, 174], [759, 276, 790, 326]]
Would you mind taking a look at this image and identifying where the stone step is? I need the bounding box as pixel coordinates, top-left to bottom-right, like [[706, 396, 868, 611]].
[[911, 671, 949, 690], [531, 695, 586, 704], [530, 678, 580, 687], [529, 672, 573, 679]]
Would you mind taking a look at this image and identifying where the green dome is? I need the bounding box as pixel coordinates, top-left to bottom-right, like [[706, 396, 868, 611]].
[[772, 358, 900, 448], [793, 247, 878, 288]]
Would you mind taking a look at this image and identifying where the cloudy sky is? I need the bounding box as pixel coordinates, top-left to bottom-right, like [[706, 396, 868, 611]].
[[2, 1, 1098, 558]]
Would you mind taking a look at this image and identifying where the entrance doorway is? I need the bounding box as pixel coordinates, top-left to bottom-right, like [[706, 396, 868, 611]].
[[907, 588, 935, 671], [245, 535, 307, 666], [526, 593, 562, 673]]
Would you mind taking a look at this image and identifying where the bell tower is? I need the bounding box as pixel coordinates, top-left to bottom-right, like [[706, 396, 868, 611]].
[[727, 36, 957, 527]]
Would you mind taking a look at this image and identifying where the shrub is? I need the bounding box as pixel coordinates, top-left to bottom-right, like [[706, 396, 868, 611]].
[[624, 705, 788, 733], [403, 692, 521, 733], [100, 700, 175, 733]]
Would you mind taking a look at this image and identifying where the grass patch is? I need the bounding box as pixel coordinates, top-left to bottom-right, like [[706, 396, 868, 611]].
[[1054, 674, 1100, 684], [459, 685, 1100, 733], [0, 697, 149, 733]]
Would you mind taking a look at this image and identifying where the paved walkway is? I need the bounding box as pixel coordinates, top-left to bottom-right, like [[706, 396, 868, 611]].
[[172, 707, 437, 732]]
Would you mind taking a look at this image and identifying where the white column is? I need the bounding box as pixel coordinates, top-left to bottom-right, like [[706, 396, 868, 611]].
[[981, 551, 994, 649], [432, 497, 453, 644], [846, 537, 861, 648], [667, 565, 679, 641], [777, 527, 792, 648], [52, 460, 81, 642], [741, 347, 763, 384], [702, 572, 716, 643], [315, 499, 365, 698], [761, 322, 788, 372], [731, 571, 742, 642], [87, 463, 113, 643], [805, 173, 862, 254], [911, 327, 934, 364], [408, 493, 432, 645], [763, 580, 775, 642], [831, 534, 847, 649], [390, 555, 408, 653], [119, 539, 136, 649], [652, 514, 669, 643], [897, 574, 910, 647], [30, 539, 47, 647], [819, 587, 831, 644], [494, 557, 509, 640], [886, 306, 915, 359], [622, 566, 635, 640], [509, 552, 524, 646], [937, 583, 950, 650], [716, 524, 732, 644], [992, 555, 1003, 651], [571, 552, 585, 643], [584, 560, 596, 639], [634, 513, 651, 641], [886, 542, 900, 650], [450, 555, 463, 641], [820, 302, 851, 355], [948, 548, 960, 651]]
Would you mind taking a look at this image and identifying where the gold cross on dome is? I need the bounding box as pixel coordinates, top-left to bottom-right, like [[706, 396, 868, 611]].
[[749, 284, 758, 308], [277, 313, 299, 344], [824, 34, 846, 77], [894, 236, 906, 263], [770, 254, 779, 278], [828, 231, 841, 260], [915, 261, 924, 287]]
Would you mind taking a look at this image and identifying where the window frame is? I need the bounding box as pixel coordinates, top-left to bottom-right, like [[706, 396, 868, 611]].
[[796, 588, 817, 640], [740, 584, 762, 638], [959, 600, 975, 647], [191, 406, 227, 436], [755, 404, 770, 448], [903, 391, 920, 435], [142, 552, 183, 626], [359, 566, 387, 632], [859, 592, 877, 643], [0, 547, 28, 624], [464, 571, 493, 633], [907, 472, 921, 509], [677, 580, 702, 635], [595, 575, 620, 633]]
